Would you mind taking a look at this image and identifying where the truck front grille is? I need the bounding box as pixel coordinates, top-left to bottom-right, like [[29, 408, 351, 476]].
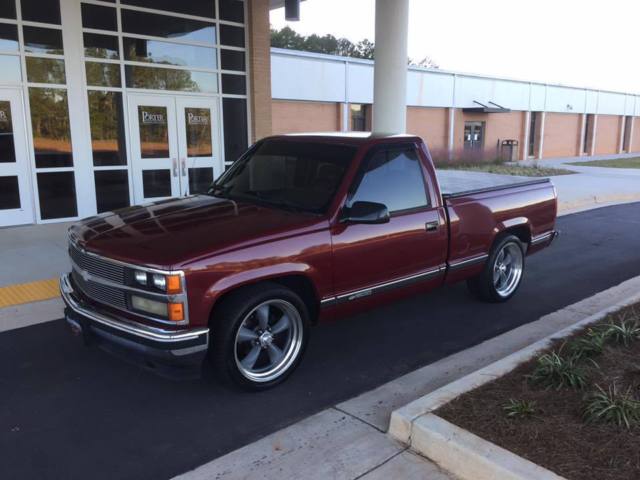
[[71, 268, 127, 310], [69, 242, 125, 284]]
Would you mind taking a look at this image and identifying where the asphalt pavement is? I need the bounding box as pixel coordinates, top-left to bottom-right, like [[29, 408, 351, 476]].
[[1, 202, 639, 480]]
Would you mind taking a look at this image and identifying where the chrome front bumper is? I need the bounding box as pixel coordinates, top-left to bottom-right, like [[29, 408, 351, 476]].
[[60, 273, 209, 372]]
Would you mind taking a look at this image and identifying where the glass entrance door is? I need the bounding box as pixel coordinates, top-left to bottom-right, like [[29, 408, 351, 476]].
[[463, 121, 485, 151], [0, 88, 33, 227], [128, 94, 222, 204]]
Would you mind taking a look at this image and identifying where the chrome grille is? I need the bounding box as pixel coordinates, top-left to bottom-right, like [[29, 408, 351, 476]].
[[72, 269, 127, 310], [69, 242, 125, 284]]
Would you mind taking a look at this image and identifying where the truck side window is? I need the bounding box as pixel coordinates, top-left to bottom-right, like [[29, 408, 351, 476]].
[[349, 148, 429, 213]]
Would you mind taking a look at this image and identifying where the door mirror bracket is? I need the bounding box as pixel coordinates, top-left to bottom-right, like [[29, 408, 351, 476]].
[[340, 201, 390, 224]]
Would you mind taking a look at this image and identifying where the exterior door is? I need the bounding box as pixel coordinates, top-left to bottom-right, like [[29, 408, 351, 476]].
[[464, 121, 484, 151], [0, 89, 33, 227], [176, 97, 223, 195], [128, 94, 180, 204]]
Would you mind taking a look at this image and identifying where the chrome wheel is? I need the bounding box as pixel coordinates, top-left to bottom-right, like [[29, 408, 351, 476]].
[[492, 242, 524, 298], [234, 299, 304, 383]]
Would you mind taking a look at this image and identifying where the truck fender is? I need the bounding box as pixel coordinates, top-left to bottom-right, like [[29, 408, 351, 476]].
[[493, 217, 532, 245]]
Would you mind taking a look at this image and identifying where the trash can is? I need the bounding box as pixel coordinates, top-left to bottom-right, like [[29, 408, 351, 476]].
[[500, 139, 519, 162]]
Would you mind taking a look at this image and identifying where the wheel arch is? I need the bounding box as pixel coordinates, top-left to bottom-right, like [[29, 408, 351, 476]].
[[495, 217, 532, 248]]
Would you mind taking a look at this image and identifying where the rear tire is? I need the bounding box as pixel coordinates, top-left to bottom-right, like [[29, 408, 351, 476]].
[[209, 283, 310, 390], [467, 234, 525, 303]]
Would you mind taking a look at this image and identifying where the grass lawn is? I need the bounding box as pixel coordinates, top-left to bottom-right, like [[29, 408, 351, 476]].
[[568, 157, 640, 169], [436, 163, 576, 177]]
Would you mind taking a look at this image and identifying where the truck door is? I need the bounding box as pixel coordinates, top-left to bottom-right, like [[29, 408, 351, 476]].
[[330, 144, 448, 303]]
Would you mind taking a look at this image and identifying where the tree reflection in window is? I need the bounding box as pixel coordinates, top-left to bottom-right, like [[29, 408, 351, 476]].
[[28, 87, 73, 168]]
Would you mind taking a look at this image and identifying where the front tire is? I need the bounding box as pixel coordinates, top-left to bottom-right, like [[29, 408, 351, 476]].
[[467, 234, 525, 303], [209, 283, 310, 390]]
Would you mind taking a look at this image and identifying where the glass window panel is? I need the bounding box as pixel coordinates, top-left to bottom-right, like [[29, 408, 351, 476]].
[[26, 57, 66, 84], [220, 25, 244, 47], [219, 0, 244, 23], [125, 65, 217, 93], [81, 3, 117, 32], [0, 0, 16, 20], [138, 106, 169, 158], [85, 62, 121, 87], [84, 33, 119, 59], [121, 0, 216, 18], [0, 55, 20, 83], [220, 49, 245, 71], [21, 0, 60, 24], [94, 170, 130, 213], [37, 171, 78, 219], [185, 108, 212, 157], [142, 169, 171, 197], [28, 88, 73, 168], [23, 26, 63, 54], [123, 37, 217, 70], [222, 97, 247, 163], [188, 167, 213, 195], [88, 91, 127, 166], [221, 74, 246, 94], [350, 149, 428, 213], [0, 24, 18, 51], [0, 176, 19, 209], [0, 100, 15, 163], [122, 10, 216, 44]]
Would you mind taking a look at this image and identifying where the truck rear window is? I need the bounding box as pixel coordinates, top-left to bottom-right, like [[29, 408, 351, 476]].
[[211, 140, 356, 213]]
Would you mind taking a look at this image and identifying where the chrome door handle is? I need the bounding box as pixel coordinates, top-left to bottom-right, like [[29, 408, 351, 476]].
[[181, 158, 187, 177], [172, 158, 178, 177], [425, 221, 439, 232]]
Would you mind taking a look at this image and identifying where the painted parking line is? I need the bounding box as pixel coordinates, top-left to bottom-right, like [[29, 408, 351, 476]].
[[0, 278, 60, 308]]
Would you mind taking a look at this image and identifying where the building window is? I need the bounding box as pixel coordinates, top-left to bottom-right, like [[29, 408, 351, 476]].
[[528, 112, 538, 157], [350, 104, 369, 131]]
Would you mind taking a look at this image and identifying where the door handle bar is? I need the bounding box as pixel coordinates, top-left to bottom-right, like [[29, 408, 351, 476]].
[[425, 221, 439, 232], [172, 158, 178, 177]]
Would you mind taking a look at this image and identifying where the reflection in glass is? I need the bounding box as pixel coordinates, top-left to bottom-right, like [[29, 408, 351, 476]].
[[0, 0, 16, 20], [122, 10, 216, 44], [0, 176, 19, 209], [0, 100, 15, 163], [219, 0, 244, 23], [222, 74, 246, 95], [29, 88, 73, 168], [26, 57, 66, 84], [125, 65, 217, 93], [37, 171, 78, 219], [220, 25, 244, 47], [23, 26, 63, 54], [94, 170, 130, 213], [138, 106, 169, 158], [185, 108, 212, 157], [88, 91, 127, 166], [121, 0, 216, 18], [221, 49, 245, 71], [81, 3, 117, 31], [222, 98, 247, 164], [0, 55, 21, 83], [21, 0, 61, 24], [85, 62, 121, 87], [0, 24, 18, 51], [142, 169, 171, 197], [123, 38, 216, 70], [84, 33, 119, 59], [188, 167, 213, 195]]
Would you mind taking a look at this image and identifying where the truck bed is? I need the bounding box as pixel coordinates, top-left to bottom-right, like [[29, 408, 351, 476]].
[[436, 170, 550, 199]]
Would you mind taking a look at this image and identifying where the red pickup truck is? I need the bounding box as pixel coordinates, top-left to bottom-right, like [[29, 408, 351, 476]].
[[60, 133, 558, 389]]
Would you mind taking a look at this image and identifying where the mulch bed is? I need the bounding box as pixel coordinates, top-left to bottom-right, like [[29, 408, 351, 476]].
[[436, 304, 640, 480]]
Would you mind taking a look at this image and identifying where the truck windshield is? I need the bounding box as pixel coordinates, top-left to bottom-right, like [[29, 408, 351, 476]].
[[209, 140, 356, 214]]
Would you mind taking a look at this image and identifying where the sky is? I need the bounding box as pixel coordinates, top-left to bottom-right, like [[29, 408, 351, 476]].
[[270, 0, 640, 94]]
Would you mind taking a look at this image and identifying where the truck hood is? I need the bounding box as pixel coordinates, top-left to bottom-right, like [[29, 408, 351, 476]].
[[69, 195, 328, 269]]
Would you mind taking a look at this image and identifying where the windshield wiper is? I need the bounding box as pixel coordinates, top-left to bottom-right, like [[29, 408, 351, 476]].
[[208, 183, 232, 198]]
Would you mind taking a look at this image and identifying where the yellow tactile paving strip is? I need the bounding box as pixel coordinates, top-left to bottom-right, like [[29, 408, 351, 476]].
[[0, 278, 60, 308]]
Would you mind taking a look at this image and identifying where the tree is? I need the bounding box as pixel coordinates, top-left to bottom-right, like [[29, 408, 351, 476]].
[[271, 26, 375, 60], [409, 56, 440, 69]]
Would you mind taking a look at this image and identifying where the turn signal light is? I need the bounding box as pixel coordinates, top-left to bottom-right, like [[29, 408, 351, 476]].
[[168, 302, 184, 322], [166, 275, 182, 294]]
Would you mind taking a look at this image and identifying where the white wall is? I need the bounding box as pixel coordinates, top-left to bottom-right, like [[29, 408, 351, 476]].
[[271, 48, 640, 116]]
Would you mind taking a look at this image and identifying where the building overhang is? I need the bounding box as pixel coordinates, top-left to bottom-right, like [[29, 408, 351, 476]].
[[463, 101, 511, 114]]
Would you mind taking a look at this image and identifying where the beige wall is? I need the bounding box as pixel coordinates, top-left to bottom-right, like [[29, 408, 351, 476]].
[[595, 115, 622, 155], [272, 100, 341, 134], [542, 113, 581, 158], [632, 118, 640, 152], [406, 107, 449, 155]]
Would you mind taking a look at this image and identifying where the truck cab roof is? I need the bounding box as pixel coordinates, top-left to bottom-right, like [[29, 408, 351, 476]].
[[265, 132, 423, 147]]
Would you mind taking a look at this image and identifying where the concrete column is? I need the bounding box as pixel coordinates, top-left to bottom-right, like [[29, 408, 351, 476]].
[[618, 116, 626, 153], [339, 103, 349, 132], [578, 114, 587, 156], [628, 117, 635, 152], [247, 0, 272, 141], [522, 111, 531, 160], [590, 115, 598, 155], [447, 108, 455, 160], [372, 0, 409, 134], [537, 112, 546, 160]]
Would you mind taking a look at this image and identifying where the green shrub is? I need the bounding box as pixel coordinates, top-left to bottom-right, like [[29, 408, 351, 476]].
[[502, 399, 537, 418], [527, 351, 593, 390], [583, 384, 640, 429], [604, 316, 640, 347], [567, 328, 608, 359]]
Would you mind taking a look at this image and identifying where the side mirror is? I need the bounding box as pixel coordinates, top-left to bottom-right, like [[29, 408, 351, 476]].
[[340, 201, 390, 224]]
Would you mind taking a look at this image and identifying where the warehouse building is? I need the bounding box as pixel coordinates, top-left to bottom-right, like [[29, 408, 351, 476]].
[[270, 48, 640, 163]]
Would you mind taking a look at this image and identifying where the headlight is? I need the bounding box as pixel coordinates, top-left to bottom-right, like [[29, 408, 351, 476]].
[[132, 270, 182, 294]]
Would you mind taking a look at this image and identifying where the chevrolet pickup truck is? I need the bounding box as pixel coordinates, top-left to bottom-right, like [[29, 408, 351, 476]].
[[60, 133, 558, 389]]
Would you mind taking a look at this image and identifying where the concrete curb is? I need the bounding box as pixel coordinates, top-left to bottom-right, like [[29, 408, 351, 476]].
[[389, 287, 640, 480], [557, 193, 640, 216]]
